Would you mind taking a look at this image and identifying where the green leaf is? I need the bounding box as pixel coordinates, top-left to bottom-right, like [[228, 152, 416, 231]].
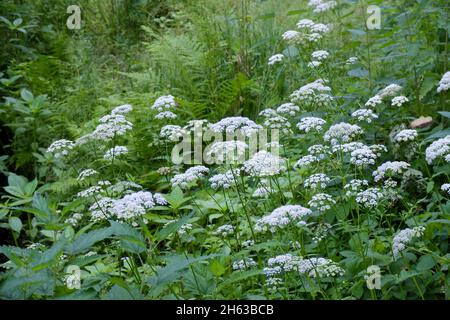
[[109, 221, 146, 254], [20, 88, 33, 102], [9, 216, 22, 233], [282, 46, 299, 58], [416, 255, 436, 271], [65, 227, 113, 254], [155, 213, 192, 241], [438, 111, 450, 119]]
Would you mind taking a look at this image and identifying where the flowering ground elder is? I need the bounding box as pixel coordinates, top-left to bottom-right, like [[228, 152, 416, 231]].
[[255, 205, 312, 232], [243, 151, 286, 177]]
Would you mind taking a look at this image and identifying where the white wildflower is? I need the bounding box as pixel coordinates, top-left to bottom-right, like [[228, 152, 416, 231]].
[[268, 54, 284, 65], [297, 117, 326, 133], [308, 193, 336, 212], [243, 151, 286, 177], [171, 165, 209, 189], [103, 146, 128, 160], [255, 205, 312, 232]]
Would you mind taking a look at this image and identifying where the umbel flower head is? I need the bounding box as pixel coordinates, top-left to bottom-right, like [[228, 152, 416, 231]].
[[171, 165, 209, 189], [268, 54, 284, 65], [324, 122, 363, 145], [392, 226, 425, 258], [425, 135, 450, 164], [290, 79, 333, 106], [437, 71, 450, 93], [255, 205, 313, 232], [151, 95, 176, 112], [206, 141, 248, 164], [47, 139, 75, 158], [243, 151, 287, 177], [372, 161, 410, 182], [209, 117, 262, 137], [297, 117, 326, 133]]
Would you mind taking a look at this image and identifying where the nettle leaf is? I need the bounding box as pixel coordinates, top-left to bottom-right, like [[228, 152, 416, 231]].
[[148, 254, 220, 289], [438, 111, 450, 119], [216, 269, 263, 291], [103, 284, 143, 300], [348, 68, 369, 79], [164, 186, 189, 209], [8, 216, 22, 233], [155, 213, 193, 241], [416, 255, 436, 271], [282, 46, 299, 58], [110, 221, 146, 253], [65, 227, 113, 255]]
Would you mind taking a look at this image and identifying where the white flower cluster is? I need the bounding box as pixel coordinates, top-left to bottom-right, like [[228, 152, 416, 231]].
[[171, 166, 209, 189], [47, 139, 75, 158], [294, 155, 319, 169], [263, 115, 291, 133], [308, 144, 330, 159], [372, 161, 410, 182], [351, 108, 378, 123], [276, 103, 300, 116], [308, 0, 337, 13], [92, 114, 133, 141], [308, 61, 322, 68], [77, 186, 102, 198], [365, 95, 383, 108], [65, 213, 83, 226], [392, 129, 418, 144], [355, 187, 383, 208], [308, 193, 336, 212], [304, 173, 330, 189], [107, 181, 143, 195], [209, 117, 262, 137], [255, 205, 312, 232], [103, 146, 128, 160], [324, 122, 363, 145], [297, 117, 327, 133], [160, 125, 187, 142], [215, 224, 234, 237], [111, 104, 132, 115], [391, 95, 409, 107], [312, 223, 332, 242], [77, 169, 98, 181], [441, 183, 450, 196], [392, 226, 425, 258], [89, 196, 114, 221], [209, 169, 240, 190], [151, 95, 177, 112], [378, 84, 403, 99], [344, 179, 369, 197], [282, 30, 301, 43], [155, 111, 177, 120], [350, 147, 377, 166], [346, 57, 358, 64], [206, 140, 248, 164], [268, 54, 284, 65], [232, 258, 257, 271], [264, 254, 344, 281], [295, 19, 330, 42], [109, 191, 166, 220], [290, 79, 333, 106], [332, 142, 365, 154], [243, 151, 286, 177], [178, 223, 193, 236], [437, 71, 450, 93], [183, 119, 209, 134], [311, 50, 329, 61], [425, 135, 450, 164], [259, 108, 278, 118], [252, 185, 274, 198]]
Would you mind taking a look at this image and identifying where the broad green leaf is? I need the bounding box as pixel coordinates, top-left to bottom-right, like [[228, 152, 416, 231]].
[[8, 216, 22, 233]]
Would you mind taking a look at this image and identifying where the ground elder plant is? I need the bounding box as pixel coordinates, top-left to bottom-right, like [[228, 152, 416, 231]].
[[0, 0, 449, 301]]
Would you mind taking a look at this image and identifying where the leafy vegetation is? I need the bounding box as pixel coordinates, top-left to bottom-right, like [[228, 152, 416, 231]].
[[0, 0, 449, 300]]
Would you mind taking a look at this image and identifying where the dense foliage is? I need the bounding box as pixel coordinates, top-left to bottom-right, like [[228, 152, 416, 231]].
[[0, 0, 449, 300]]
